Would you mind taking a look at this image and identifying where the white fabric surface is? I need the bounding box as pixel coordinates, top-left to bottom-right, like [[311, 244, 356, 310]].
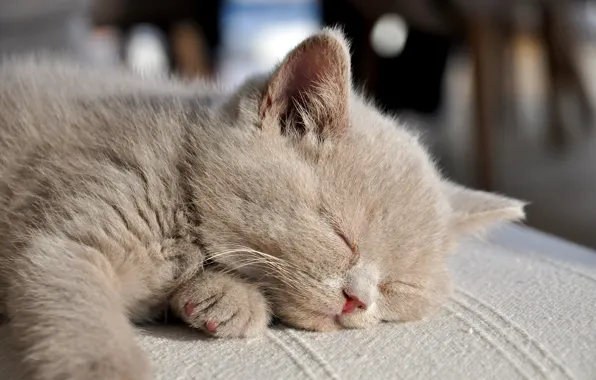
[[1, 224, 595, 379]]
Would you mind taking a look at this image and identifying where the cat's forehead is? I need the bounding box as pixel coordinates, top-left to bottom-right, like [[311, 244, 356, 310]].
[[316, 95, 450, 237], [324, 95, 442, 190], [347, 95, 422, 150]]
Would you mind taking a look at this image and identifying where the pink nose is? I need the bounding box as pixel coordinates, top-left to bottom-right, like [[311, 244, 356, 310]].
[[342, 290, 367, 314]]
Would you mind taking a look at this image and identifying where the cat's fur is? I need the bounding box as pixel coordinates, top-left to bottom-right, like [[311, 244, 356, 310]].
[[0, 29, 525, 380]]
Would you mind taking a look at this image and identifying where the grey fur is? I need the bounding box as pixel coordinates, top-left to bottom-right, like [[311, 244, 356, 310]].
[[0, 29, 525, 380]]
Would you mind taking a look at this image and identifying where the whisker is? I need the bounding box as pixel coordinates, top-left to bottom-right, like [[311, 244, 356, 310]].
[[206, 246, 318, 294]]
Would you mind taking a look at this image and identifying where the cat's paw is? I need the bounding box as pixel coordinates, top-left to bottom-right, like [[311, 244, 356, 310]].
[[171, 271, 270, 338]]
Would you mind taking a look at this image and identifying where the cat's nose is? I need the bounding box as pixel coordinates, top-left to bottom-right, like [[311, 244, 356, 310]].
[[342, 290, 367, 314]]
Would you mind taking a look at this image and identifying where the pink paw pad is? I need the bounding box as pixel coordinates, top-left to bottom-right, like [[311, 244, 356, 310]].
[[184, 302, 196, 317], [205, 321, 218, 333]]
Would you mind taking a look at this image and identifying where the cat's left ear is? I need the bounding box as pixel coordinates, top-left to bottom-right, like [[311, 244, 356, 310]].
[[259, 28, 351, 138], [442, 181, 526, 234]]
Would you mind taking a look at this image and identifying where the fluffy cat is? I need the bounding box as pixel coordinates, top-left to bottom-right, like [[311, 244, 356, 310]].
[[0, 29, 525, 380]]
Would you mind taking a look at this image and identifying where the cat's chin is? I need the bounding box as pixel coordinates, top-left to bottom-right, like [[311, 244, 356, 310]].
[[335, 312, 380, 330], [276, 310, 341, 332], [279, 310, 379, 332], [283, 314, 381, 332], [295, 317, 341, 332]]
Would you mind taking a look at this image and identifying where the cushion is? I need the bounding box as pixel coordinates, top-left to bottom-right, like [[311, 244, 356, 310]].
[[1, 224, 595, 379]]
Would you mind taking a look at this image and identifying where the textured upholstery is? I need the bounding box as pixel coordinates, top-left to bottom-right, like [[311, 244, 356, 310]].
[[1, 224, 595, 379]]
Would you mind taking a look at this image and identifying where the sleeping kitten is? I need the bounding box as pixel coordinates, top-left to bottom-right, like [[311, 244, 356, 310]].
[[0, 29, 525, 380]]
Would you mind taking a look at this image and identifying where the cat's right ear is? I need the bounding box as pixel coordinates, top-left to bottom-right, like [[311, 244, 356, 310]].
[[258, 28, 352, 138], [441, 181, 526, 235]]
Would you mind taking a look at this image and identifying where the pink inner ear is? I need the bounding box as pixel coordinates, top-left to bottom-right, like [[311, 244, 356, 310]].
[[276, 48, 327, 105], [261, 34, 350, 135]]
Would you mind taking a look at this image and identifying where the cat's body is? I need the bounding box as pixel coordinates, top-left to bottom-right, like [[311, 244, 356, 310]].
[[0, 29, 524, 380], [0, 59, 216, 319], [0, 59, 221, 380]]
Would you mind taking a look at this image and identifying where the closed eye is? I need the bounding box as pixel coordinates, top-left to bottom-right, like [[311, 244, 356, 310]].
[[336, 231, 359, 266]]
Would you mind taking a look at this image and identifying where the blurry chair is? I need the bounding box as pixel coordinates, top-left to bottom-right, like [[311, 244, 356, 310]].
[[92, 0, 220, 78], [0, 0, 92, 58], [351, 0, 593, 191]]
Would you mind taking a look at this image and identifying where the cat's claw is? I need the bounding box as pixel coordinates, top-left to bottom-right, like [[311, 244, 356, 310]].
[[205, 320, 219, 333], [184, 302, 196, 317], [184, 303, 220, 334], [171, 271, 270, 338]]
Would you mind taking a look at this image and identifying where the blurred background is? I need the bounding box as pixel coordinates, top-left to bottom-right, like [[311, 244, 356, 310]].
[[2, 0, 596, 249]]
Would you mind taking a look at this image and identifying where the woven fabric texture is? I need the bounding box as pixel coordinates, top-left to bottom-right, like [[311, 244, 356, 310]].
[[1, 224, 595, 379]]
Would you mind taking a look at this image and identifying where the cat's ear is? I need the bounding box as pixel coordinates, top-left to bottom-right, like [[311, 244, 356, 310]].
[[258, 28, 351, 138], [442, 181, 526, 234]]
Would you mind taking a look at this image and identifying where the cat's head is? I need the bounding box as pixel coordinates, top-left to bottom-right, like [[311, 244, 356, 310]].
[[192, 29, 525, 331]]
